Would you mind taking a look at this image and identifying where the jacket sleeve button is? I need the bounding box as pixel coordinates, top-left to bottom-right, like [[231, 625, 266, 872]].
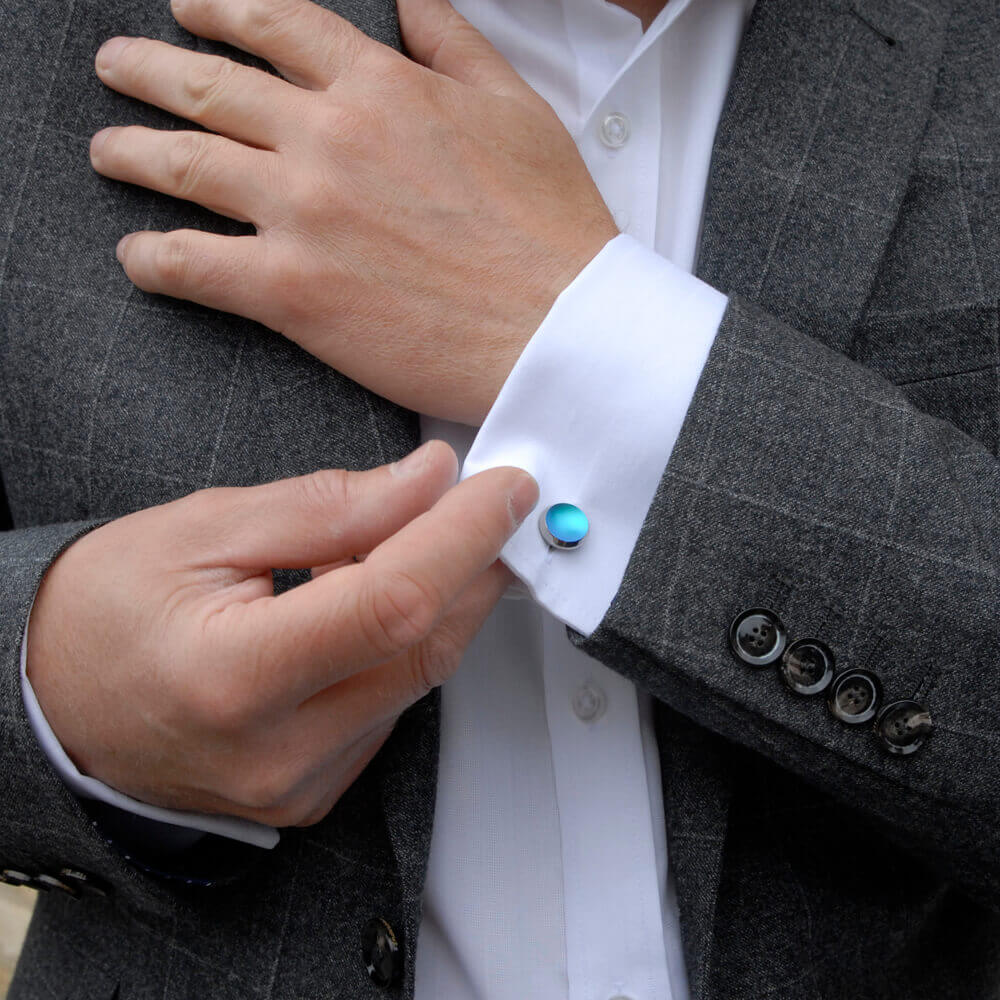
[[827, 670, 882, 725], [728, 608, 788, 667], [0, 870, 32, 887], [33, 874, 79, 897], [361, 917, 403, 988], [876, 699, 933, 755], [58, 868, 111, 898], [780, 638, 835, 695]]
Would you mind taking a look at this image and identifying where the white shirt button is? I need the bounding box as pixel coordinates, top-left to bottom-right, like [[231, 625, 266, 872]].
[[599, 111, 631, 149], [572, 683, 607, 723], [613, 209, 631, 232]]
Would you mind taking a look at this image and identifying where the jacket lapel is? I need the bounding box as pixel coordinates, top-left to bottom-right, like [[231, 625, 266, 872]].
[[696, 0, 952, 352], [671, 1, 951, 995]]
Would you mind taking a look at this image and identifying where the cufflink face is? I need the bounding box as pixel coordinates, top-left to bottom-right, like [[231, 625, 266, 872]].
[[539, 503, 589, 550]]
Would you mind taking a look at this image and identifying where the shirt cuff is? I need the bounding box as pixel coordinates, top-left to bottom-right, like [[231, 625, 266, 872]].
[[461, 234, 727, 637], [19, 599, 280, 850]]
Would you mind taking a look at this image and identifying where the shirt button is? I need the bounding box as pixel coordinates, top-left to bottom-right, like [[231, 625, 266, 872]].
[[599, 111, 631, 149], [572, 683, 607, 723], [613, 209, 630, 232]]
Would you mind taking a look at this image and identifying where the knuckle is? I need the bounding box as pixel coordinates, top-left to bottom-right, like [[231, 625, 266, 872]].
[[297, 468, 351, 515], [336, 26, 369, 73], [183, 55, 235, 115], [364, 570, 441, 658], [119, 40, 151, 79], [316, 102, 372, 150], [258, 245, 317, 323], [153, 232, 194, 286], [186, 673, 258, 734], [407, 640, 454, 700], [165, 133, 210, 197], [241, 0, 294, 39]]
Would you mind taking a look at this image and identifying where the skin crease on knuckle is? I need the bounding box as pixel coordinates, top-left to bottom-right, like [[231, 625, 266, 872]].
[[295, 466, 352, 521], [314, 100, 384, 163], [407, 634, 457, 699], [165, 132, 210, 200], [372, 569, 443, 658], [240, 0, 297, 42], [182, 55, 237, 117], [152, 231, 194, 288]]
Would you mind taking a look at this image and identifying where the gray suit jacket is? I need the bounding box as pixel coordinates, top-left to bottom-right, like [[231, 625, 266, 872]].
[[1, 0, 998, 996]]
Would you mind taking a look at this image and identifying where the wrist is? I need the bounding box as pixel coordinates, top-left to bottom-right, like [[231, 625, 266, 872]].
[[470, 226, 619, 424]]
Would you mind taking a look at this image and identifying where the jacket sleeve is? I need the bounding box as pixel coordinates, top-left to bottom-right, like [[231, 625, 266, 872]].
[[0, 516, 265, 910], [570, 293, 1000, 907]]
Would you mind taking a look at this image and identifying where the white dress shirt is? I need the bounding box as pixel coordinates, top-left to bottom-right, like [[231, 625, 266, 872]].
[[20, 0, 754, 997]]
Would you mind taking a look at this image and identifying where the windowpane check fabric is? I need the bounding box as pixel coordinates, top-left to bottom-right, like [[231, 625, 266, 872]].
[[1, 1, 999, 999]]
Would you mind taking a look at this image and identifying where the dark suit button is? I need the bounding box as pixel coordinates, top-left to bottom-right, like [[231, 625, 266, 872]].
[[33, 873, 79, 897], [361, 917, 402, 988], [0, 869, 32, 887], [780, 639, 835, 695], [876, 700, 933, 755], [58, 868, 110, 898], [827, 670, 882, 725], [729, 608, 787, 667]]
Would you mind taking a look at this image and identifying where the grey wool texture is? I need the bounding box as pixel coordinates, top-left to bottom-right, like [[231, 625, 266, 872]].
[[1, 0, 999, 997]]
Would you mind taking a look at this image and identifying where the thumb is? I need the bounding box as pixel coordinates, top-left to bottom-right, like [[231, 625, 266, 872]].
[[397, 0, 537, 102]]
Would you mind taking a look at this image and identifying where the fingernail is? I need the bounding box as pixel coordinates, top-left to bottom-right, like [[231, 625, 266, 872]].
[[507, 470, 539, 527], [96, 36, 131, 72], [90, 128, 112, 162], [115, 233, 134, 262], [391, 440, 435, 478]]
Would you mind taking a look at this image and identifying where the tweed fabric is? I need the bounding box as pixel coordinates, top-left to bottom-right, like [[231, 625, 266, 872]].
[[1, 0, 998, 997]]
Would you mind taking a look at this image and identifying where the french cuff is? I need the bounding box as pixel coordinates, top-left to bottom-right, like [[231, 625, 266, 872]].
[[461, 233, 727, 637], [19, 600, 279, 850]]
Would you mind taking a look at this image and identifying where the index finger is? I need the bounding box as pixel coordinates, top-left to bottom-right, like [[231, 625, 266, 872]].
[[95, 36, 304, 148], [237, 464, 538, 702]]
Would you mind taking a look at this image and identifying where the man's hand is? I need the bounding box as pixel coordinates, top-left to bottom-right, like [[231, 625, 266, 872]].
[[88, 0, 618, 425], [26, 441, 538, 827]]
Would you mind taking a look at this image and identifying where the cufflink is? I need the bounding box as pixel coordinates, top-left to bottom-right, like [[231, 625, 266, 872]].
[[539, 503, 589, 550]]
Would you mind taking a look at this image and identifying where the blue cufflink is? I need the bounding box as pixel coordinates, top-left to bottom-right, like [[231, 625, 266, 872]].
[[539, 503, 589, 550]]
